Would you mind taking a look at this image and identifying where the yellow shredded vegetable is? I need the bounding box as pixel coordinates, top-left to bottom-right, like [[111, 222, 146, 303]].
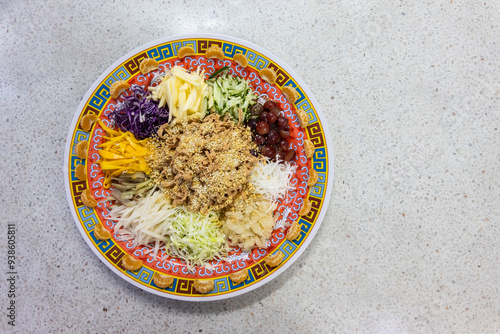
[[96, 119, 152, 188], [149, 66, 207, 122]]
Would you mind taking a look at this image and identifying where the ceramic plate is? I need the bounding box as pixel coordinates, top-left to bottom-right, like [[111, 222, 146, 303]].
[[64, 34, 333, 301]]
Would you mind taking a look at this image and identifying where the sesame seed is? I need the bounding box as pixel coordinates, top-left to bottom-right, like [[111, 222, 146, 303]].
[[147, 114, 257, 214]]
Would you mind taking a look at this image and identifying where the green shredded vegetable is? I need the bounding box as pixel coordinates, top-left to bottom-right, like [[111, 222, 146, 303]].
[[204, 72, 257, 122], [208, 66, 229, 79], [165, 209, 228, 270]]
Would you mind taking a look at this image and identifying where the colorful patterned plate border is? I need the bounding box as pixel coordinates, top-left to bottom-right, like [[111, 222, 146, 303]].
[[64, 34, 333, 301]]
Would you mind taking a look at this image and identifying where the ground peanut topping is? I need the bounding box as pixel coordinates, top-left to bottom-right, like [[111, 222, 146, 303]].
[[148, 114, 257, 214]]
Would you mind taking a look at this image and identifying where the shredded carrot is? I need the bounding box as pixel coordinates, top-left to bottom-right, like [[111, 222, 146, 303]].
[[96, 119, 151, 188]]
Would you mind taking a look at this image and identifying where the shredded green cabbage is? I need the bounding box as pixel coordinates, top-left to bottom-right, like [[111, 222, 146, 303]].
[[166, 208, 229, 270]]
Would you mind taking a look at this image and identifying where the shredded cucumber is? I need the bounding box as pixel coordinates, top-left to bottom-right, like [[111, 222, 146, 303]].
[[204, 71, 257, 122]]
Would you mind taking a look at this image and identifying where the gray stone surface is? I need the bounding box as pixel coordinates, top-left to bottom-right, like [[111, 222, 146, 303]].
[[1, 0, 499, 333]]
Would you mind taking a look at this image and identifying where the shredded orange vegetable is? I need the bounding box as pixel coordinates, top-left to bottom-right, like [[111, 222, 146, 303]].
[[96, 119, 152, 188]]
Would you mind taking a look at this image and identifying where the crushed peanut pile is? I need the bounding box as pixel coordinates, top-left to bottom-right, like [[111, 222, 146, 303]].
[[148, 114, 258, 214]]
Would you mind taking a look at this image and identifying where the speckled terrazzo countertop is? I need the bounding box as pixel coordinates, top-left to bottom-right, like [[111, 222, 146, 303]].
[[1, 1, 499, 333]]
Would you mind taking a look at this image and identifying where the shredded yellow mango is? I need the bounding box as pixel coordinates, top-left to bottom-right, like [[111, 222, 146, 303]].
[[149, 66, 207, 122], [96, 119, 152, 188]]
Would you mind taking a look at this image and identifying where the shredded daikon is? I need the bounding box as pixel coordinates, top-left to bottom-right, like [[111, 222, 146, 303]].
[[249, 159, 297, 206], [111, 190, 177, 250]]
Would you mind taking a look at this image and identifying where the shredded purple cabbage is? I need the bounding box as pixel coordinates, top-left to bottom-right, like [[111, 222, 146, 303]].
[[110, 84, 169, 139]]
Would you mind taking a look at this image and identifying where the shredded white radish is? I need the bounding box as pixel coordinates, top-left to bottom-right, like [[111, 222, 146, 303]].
[[111, 190, 178, 257], [250, 159, 297, 206]]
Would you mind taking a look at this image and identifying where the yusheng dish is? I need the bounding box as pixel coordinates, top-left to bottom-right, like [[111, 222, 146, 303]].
[[78, 49, 318, 294]]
